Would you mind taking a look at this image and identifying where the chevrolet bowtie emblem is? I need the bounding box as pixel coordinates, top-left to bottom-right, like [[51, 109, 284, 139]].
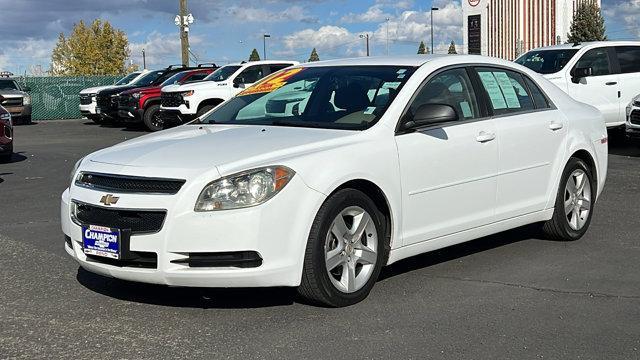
[[99, 194, 120, 206]]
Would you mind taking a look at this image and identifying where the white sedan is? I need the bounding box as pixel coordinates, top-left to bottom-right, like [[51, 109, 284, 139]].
[[62, 55, 608, 307]]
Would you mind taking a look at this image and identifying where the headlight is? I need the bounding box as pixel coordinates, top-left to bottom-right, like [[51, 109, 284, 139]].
[[23, 95, 31, 105], [70, 157, 85, 185], [0, 112, 11, 126], [195, 166, 295, 211], [181, 90, 195, 97]]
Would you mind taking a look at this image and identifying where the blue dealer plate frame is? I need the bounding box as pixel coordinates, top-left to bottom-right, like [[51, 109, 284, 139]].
[[82, 225, 121, 260]]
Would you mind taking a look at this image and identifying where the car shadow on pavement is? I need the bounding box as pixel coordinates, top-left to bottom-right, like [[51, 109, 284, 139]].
[[76, 268, 297, 308], [608, 128, 640, 157], [1, 152, 27, 164], [379, 224, 543, 281]]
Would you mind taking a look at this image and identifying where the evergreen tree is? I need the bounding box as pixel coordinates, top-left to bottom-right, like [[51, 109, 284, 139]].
[[249, 49, 261, 61], [51, 19, 135, 76], [447, 41, 457, 54], [567, 3, 606, 43], [417, 41, 428, 54], [308, 48, 320, 62]]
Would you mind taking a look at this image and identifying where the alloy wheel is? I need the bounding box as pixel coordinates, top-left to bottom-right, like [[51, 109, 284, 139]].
[[564, 169, 592, 231]]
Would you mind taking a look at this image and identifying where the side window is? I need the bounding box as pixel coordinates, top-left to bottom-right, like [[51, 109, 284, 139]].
[[409, 68, 479, 121], [269, 64, 291, 73], [615, 46, 640, 74], [186, 73, 208, 82], [476, 67, 536, 115], [574, 48, 611, 76], [523, 76, 550, 109], [237, 65, 264, 84]]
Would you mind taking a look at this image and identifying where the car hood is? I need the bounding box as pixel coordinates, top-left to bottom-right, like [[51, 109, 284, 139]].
[[88, 124, 356, 173], [80, 85, 113, 95], [162, 80, 220, 93], [0, 89, 27, 97], [120, 86, 160, 95]]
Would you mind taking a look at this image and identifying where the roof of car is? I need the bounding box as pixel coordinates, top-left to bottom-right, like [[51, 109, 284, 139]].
[[226, 60, 300, 67], [297, 54, 520, 68], [527, 40, 640, 51]]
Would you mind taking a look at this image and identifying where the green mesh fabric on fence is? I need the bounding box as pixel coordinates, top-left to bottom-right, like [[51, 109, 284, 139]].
[[22, 76, 120, 120]]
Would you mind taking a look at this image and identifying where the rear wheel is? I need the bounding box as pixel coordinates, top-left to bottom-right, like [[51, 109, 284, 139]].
[[298, 189, 387, 307], [142, 104, 163, 132], [542, 157, 595, 241]]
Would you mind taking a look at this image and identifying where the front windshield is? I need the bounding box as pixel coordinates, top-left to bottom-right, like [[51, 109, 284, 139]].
[[0, 79, 19, 90], [515, 49, 579, 74], [204, 66, 241, 82], [197, 66, 416, 130], [161, 71, 189, 86], [115, 72, 139, 85], [132, 70, 164, 86]]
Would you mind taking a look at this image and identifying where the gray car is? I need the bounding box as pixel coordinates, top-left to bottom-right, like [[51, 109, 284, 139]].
[[0, 74, 32, 124]]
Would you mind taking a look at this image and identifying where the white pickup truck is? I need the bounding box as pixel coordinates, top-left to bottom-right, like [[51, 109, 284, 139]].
[[160, 60, 298, 124]]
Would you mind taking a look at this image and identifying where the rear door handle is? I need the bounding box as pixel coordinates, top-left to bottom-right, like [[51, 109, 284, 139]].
[[549, 122, 564, 131], [605, 81, 617, 86], [476, 131, 496, 143]]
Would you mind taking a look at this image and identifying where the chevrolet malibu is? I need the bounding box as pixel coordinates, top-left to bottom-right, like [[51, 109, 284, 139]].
[[62, 56, 608, 307]]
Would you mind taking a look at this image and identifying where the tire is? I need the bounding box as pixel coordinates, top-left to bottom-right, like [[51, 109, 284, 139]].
[[542, 157, 595, 241], [298, 189, 388, 307], [142, 104, 163, 132], [197, 104, 216, 118]]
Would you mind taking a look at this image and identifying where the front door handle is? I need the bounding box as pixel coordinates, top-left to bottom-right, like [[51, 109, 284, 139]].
[[605, 81, 617, 86], [476, 131, 496, 143], [549, 122, 564, 131]]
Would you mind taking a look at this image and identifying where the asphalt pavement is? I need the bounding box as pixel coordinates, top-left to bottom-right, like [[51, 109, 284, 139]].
[[0, 120, 639, 359]]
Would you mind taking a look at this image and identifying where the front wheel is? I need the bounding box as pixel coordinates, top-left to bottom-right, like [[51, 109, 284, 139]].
[[542, 157, 595, 241], [298, 189, 387, 307], [142, 104, 163, 132]]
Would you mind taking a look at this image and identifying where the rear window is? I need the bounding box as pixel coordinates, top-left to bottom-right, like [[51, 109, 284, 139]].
[[615, 46, 640, 74]]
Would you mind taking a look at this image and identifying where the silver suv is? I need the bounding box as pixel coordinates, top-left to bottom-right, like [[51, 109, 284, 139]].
[[0, 72, 32, 124]]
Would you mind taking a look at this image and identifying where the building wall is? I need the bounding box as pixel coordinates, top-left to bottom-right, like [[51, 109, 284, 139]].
[[462, 0, 601, 60]]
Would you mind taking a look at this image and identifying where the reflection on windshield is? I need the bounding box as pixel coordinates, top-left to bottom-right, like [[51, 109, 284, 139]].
[[115, 72, 139, 85], [515, 49, 579, 74], [196, 66, 416, 130], [205, 66, 241, 82], [133, 71, 164, 86]]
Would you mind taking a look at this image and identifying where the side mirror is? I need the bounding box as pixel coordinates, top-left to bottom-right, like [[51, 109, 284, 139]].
[[400, 104, 458, 131], [571, 67, 592, 83], [233, 77, 245, 88]]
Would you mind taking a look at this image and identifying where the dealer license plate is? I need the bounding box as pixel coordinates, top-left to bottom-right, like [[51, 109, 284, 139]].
[[82, 225, 120, 259]]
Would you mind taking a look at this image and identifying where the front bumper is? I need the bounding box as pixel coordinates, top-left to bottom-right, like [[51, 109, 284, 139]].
[[79, 102, 97, 116], [61, 173, 325, 288], [4, 104, 31, 119], [118, 107, 144, 122]]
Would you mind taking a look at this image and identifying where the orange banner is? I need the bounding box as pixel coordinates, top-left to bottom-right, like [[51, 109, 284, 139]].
[[238, 67, 304, 96]]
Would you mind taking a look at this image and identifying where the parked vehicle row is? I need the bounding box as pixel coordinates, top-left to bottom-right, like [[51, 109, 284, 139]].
[[79, 70, 148, 123], [63, 55, 608, 306]]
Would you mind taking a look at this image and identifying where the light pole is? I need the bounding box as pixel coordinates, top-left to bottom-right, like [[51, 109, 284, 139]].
[[174, 2, 194, 66], [263, 34, 271, 60], [385, 17, 390, 56], [359, 34, 370, 56], [142, 48, 146, 69], [430, 7, 439, 55]]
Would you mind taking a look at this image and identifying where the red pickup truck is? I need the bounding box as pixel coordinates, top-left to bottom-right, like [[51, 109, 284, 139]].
[[117, 65, 216, 131]]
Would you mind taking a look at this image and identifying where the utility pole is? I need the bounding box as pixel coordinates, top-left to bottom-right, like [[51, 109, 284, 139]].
[[179, 0, 189, 66], [430, 7, 439, 54], [263, 34, 271, 60], [142, 49, 146, 69], [360, 34, 370, 56], [385, 18, 390, 56]]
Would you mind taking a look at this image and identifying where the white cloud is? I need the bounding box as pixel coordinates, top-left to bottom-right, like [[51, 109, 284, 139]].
[[375, 0, 414, 10], [340, 5, 391, 24], [226, 5, 318, 23], [129, 31, 204, 68], [279, 25, 364, 58], [603, 0, 640, 38]]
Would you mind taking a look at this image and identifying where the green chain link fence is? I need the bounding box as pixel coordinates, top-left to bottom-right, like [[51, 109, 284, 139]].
[[19, 76, 120, 121]]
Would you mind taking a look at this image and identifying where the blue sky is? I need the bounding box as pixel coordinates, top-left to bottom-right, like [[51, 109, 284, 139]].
[[0, 0, 637, 74]]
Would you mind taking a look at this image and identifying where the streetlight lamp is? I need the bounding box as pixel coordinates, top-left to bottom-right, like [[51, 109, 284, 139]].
[[263, 34, 271, 60], [430, 7, 439, 55]]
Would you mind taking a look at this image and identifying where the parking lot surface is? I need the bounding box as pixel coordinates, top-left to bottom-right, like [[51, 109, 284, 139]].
[[1, 120, 639, 359]]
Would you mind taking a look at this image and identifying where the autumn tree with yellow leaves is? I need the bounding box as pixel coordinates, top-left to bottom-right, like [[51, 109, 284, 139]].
[[51, 19, 137, 76]]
